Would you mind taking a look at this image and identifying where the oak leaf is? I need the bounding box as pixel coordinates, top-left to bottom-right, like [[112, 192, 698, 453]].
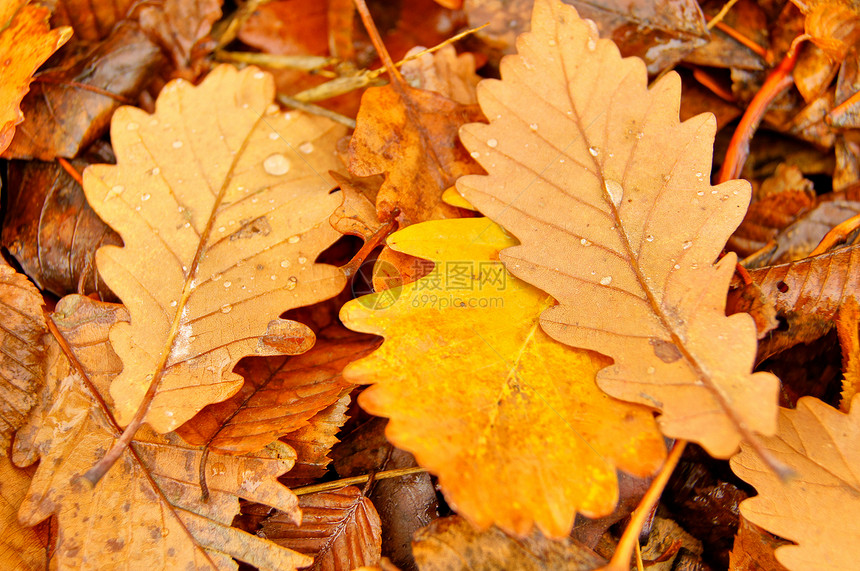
[[340, 218, 666, 537], [0, 0, 71, 153], [0, 456, 49, 570], [175, 330, 380, 454], [730, 395, 860, 571], [457, 0, 779, 457], [0, 259, 47, 455], [83, 64, 348, 433], [16, 294, 312, 570], [279, 395, 351, 487], [258, 486, 383, 571]]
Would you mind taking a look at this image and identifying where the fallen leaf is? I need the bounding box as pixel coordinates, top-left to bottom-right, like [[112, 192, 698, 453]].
[[340, 218, 666, 537], [16, 294, 313, 570], [259, 486, 383, 570], [279, 395, 351, 487], [50, 0, 138, 42], [400, 45, 481, 105], [348, 81, 484, 226], [790, 0, 860, 62], [329, 171, 384, 241], [83, 64, 348, 432], [0, 0, 71, 153], [730, 395, 860, 571], [0, 456, 50, 570], [411, 515, 605, 571], [2, 156, 121, 299], [730, 518, 791, 571], [457, 0, 780, 457], [836, 296, 860, 410], [138, 0, 222, 76], [0, 259, 46, 456], [175, 330, 379, 454]]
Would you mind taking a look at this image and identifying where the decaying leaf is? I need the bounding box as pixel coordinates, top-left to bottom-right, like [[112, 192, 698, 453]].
[[0, 0, 71, 153], [16, 294, 312, 570], [0, 456, 49, 570], [411, 515, 605, 571], [0, 259, 47, 455], [400, 45, 481, 106], [175, 330, 379, 454], [457, 0, 779, 457], [341, 218, 666, 537], [730, 395, 860, 571], [730, 518, 791, 571], [83, 64, 348, 433], [258, 486, 383, 571]]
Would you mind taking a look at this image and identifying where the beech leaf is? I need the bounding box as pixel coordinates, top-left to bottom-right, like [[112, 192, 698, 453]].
[[457, 0, 779, 457], [16, 295, 312, 570], [730, 396, 860, 571], [83, 64, 348, 433], [340, 218, 666, 537]]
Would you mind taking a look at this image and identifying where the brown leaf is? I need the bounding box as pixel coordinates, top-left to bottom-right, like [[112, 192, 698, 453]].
[[259, 486, 383, 571], [348, 82, 483, 226], [791, 0, 860, 62], [50, 0, 138, 42], [0, 456, 50, 570], [279, 395, 351, 487], [400, 45, 481, 105], [175, 330, 380, 454], [138, 0, 222, 76], [730, 396, 860, 571], [3, 22, 164, 160], [2, 157, 121, 299], [16, 294, 312, 570], [0, 259, 46, 456], [464, 0, 709, 73], [83, 64, 348, 433], [411, 515, 606, 571], [329, 171, 384, 241], [0, 0, 71, 153], [730, 518, 791, 571], [836, 296, 860, 410], [457, 0, 779, 457]]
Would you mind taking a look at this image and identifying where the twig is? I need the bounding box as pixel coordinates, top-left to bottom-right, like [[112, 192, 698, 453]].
[[57, 157, 83, 186], [277, 94, 357, 128], [217, 50, 336, 73], [707, 0, 741, 30], [290, 466, 428, 495]]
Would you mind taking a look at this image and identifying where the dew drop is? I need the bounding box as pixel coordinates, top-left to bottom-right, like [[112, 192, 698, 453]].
[[298, 141, 314, 153], [682, 240, 692, 250], [223, 281, 232, 288], [647, 366, 655, 374], [170, 300, 178, 307], [530, 123, 539, 131], [548, 38, 557, 46], [288, 235, 301, 244], [254, 71, 265, 79], [280, 260, 291, 268], [109, 185, 124, 197], [183, 222, 191, 229], [269, 132, 279, 140], [151, 167, 160, 175], [696, 190, 704, 196], [141, 193, 151, 201], [662, 174, 671, 182], [646, 235, 654, 242], [212, 273, 222, 281], [298, 256, 308, 265], [600, 276, 612, 286], [286, 276, 298, 290], [588, 146, 599, 157], [580, 238, 590, 246], [220, 304, 232, 314], [218, 226, 226, 233], [172, 140, 183, 149], [127, 122, 139, 131], [263, 153, 290, 175], [270, 275, 277, 280], [487, 138, 498, 148], [587, 38, 597, 51], [674, 264, 681, 270], [604, 179, 623, 207], [470, 151, 481, 159]]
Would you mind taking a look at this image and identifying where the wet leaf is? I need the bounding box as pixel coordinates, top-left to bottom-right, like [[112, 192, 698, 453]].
[[16, 294, 312, 570], [400, 45, 481, 106], [83, 64, 348, 433], [175, 329, 379, 454], [259, 486, 383, 571], [0, 0, 71, 153], [0, 259, 47, 456], [340, 218, 666, 537], [731, 395, 860, 571], [457, 0, 779, 457]]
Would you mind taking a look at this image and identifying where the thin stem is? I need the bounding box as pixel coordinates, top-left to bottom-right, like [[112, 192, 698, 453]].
[[353, 0, 404, 85], [291, 466, 427, 495]]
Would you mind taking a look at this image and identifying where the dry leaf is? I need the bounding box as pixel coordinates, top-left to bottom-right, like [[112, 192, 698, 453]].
[[279, 395, 351, 487], [400, 45, 481, 105], [175, 330, 379, 454], [83, 64, 348, 432], [411, 515, 605, 571], [836, 296, 860, 409], [3, 22, 164, 160], [16, 294, 312, 570], [730, 518, 791, 571], [0, 259, 47, 455], [340, 218, 666, 537], [730, 395, 860, 571], [138, 0, 222, 76], [457, 0, 779, 457], [0, 456, 50, 570], [3, 156, 121, 299], [348, 82, 484, 226], [50, 0, 138, 42], [259, 486, 383, 571], [0, 0, 71, 153]]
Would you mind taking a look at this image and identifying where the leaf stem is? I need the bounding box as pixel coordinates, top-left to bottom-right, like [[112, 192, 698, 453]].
[[290, 466, 427, 495], [353, 0, 404, 85]]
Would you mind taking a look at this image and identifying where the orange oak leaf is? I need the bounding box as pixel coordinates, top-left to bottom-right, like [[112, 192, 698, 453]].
[[0, 456, 49, 570], [258, 486, 383, 571], [730, 396, 860, 571], [457, 0, 779, 458], [340, 218, 666, 537], [0, 259, 46, 456], [14, 294, 312, 570], [83, 64, 348, 435], [175, 329, 380, 455], [0, 0, 71, 153]]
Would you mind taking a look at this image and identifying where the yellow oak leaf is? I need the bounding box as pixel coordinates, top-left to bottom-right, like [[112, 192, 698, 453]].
[[83, 64, 348, 433], [15, 294, 312, 570], [340, 218, 666, 538], [457, 0, 779, 458]]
